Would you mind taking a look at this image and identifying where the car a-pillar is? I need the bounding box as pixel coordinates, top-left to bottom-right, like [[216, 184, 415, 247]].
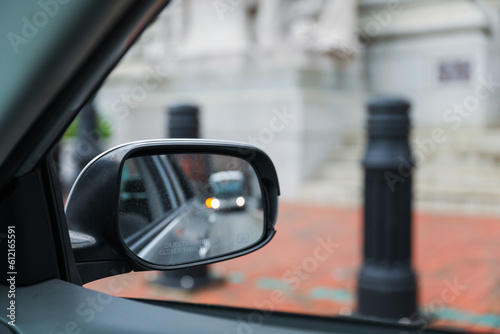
[[356, 97, 419, 320]]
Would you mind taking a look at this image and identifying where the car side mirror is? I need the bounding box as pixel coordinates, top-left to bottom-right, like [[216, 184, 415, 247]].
[[65, 140, 279, 284]]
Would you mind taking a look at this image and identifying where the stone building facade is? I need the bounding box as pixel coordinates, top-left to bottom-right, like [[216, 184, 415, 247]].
[[95, 0, 500, 213]]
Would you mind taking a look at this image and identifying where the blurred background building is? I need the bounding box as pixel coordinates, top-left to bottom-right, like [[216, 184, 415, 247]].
[[91, 0, 500, 215]]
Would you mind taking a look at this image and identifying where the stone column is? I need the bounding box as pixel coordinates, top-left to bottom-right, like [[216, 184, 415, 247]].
[[179, 0, 252, 60]]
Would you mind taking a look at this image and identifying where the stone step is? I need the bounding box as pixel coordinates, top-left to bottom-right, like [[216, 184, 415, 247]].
[[300, 182, 361, 207], [316, 163, 500, 187], [322, 142, 500, 167], [298, 186, 500, 216], [308, 128, 500, 215], [416, 165, 500, 187], [303, 177, 500, 197], [300, 177, 500, 215], [342, 128, 500, 146], [338, 130, 500, 157], [330, 143, 500, 165], [316, 163, 361, 179], [327, 147, 364, 162]]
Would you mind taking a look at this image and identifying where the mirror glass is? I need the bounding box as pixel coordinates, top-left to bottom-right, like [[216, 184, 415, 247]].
[[119, 153, 265, 266]]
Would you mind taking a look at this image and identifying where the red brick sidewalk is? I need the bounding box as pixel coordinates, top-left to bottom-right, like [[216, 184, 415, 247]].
[[86, 202, 500, 333]]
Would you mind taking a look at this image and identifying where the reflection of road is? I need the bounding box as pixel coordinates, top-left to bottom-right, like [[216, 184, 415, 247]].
[[136, 203, 211, 265], [206, 206, 264, 259], [133, 199, 264, 266]]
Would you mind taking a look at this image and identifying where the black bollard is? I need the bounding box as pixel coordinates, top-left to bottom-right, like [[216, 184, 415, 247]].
[[356, 97, 418, 320], [168, 104, 199, 138], [155, 104, 218, 290]]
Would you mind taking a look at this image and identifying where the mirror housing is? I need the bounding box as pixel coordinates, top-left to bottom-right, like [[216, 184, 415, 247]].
[[65, 139, 280, 284]]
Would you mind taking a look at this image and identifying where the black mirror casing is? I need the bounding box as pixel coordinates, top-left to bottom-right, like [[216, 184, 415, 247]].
[[65, 139, 280, 284]]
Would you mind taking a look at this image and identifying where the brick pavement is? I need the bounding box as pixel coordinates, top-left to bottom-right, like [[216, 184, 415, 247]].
[[86, 202, 500, 333]]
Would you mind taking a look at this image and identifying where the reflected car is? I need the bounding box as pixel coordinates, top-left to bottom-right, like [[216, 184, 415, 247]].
[[207, 170, 247, 211]]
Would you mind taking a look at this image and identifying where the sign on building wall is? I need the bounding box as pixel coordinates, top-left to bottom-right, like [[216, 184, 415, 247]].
[[438, 59, 472, 83]]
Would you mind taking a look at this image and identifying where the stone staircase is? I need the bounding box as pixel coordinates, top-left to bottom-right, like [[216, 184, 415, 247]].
[[300, 128, 500, 216]]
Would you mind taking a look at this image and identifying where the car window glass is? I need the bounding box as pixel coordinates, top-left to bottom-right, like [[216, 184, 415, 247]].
[[66, 1, 500, 332]]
